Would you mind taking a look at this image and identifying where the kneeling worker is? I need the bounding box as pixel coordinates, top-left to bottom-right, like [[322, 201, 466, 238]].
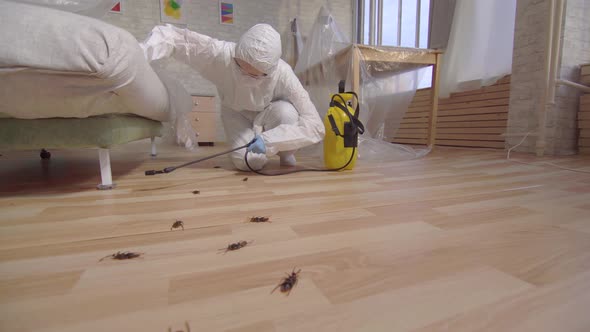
[[141, 23, 325, 171]]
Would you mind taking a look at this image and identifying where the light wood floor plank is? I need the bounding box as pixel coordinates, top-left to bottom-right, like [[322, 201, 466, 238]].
[[273, 267, 532, 332], [413, 269, 590, 332]]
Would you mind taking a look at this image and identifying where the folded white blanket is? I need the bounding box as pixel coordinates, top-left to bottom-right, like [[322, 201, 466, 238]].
[[0, 1, 169, 122]]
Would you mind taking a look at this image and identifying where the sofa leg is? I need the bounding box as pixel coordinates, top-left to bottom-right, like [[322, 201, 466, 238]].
[[151, 137, 157, 157], [40, 149, 51, 159], [97, 148, 116, 190]]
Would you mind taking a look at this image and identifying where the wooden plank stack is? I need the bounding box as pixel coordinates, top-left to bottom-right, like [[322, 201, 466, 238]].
[[392, 88, 432, 146], [578, 64, 590, 154], [393, 76, 510, 149]]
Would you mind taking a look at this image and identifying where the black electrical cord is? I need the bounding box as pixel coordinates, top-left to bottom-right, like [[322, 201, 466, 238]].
[[244, 147, 356, 176]]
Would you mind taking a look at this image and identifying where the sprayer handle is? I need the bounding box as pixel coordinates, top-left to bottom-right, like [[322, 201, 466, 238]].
[[338, 80, 345, 93]]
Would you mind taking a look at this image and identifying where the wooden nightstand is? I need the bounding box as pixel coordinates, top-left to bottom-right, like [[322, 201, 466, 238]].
[[189, 95, 217, 146]]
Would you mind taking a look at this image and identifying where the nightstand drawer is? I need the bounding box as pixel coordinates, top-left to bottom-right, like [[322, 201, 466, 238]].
[[189, 112, 217, 142], [191, 96, 216, 113]]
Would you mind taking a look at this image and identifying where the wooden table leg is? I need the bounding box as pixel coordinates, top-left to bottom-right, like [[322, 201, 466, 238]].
[[352, 45, 361, 109], [427, 53, 442, 148]]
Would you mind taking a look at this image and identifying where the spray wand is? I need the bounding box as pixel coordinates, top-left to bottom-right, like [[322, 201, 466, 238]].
[[144, 138, 255, 176]]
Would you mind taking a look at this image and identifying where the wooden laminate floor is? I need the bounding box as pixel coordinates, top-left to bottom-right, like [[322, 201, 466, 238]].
[[1, 140, 590, 332]]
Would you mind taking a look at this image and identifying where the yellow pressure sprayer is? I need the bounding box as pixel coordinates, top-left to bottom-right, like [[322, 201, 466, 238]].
[[323, 81, 365, 170]]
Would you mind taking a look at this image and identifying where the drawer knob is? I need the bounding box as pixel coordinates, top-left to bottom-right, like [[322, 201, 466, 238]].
[[194, 101, 199, 106], [195, 117, 200, 122]]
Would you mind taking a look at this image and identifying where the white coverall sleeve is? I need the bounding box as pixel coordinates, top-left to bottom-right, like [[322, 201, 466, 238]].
[[261, 64, 325, 156], [141, 25, 230, 84]]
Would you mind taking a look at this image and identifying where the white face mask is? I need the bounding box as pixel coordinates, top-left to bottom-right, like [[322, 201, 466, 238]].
[[239, 73, 263, 87], [232, 60, 267, 87]]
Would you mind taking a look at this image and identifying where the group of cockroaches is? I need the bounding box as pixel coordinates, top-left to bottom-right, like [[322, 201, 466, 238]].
[[99, 214, 301, 295]]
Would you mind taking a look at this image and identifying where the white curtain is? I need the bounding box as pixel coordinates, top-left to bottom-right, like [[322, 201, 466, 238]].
[[439, 0, 517, 98]]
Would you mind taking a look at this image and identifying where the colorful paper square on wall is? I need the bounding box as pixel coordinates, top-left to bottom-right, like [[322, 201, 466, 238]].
[[160, 0, 186, 25], [110, 2, 121, 13], [220, 1, 234, 25]]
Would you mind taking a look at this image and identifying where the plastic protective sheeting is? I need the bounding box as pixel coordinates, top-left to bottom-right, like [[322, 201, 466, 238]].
[[359, 137, 431, 162], [151, 63, 197, 150], [355, 45, 432, 138], [281, 18, 304, 69], [295, 6, 432, 162], [294, 6, 350, 148], [9, 0, 119, 18]]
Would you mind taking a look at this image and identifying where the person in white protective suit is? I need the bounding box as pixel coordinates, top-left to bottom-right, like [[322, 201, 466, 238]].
[[141, 24, 325, 171]]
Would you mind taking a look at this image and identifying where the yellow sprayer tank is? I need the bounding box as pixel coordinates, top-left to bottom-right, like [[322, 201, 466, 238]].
[[323, 90, 364, 170]]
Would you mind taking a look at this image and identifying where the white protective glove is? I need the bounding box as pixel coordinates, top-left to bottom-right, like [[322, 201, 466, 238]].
[[139, 25, 177, 62]]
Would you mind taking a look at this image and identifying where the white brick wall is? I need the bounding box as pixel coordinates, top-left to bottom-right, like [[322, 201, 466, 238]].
[[507, 0, 590, 155]]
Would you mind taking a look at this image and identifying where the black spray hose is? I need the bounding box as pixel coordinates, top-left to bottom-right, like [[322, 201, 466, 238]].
[[244, 146, 356, 176], [144, 138, 256, 176]]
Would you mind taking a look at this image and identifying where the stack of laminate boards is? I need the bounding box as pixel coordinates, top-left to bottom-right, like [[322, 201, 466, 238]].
[[578, 64, 590, 154], [393, 76, 510, 149]]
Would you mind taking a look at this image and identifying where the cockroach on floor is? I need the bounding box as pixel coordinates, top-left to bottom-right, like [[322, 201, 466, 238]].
[[171, 220, 184, 230], [99, 251, 143, 262], [192, 190, 200, 194], [272, 268, 301, 295], [249, 216, 270, 223], [218, 240, 252, 254], [242, 177, 248, 182]]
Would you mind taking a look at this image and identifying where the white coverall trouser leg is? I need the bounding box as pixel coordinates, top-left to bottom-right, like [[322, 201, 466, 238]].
[[222, 100, 298, 171]]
